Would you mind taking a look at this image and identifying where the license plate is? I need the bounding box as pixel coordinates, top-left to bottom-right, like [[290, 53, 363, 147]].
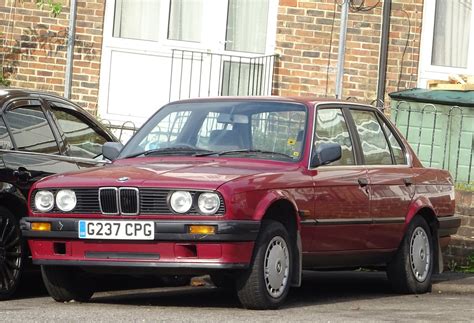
[[78, 220, 154, 240]]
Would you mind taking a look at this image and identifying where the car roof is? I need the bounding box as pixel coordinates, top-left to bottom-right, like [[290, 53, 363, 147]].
[[168, 95, 375, 108], [0, 87, 73, 107]]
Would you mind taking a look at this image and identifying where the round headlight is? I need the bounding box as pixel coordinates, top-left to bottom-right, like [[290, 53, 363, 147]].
[[56, 190, 77, 212], [34, 190, 54, 212], [197, 192, 220, 215], [169, 191, 193, 213]]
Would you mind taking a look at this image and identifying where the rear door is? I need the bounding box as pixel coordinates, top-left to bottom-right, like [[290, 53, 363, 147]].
[[308, 105, 371, 252], [349, 107, 414, 250], [0, 99, 79, 197]]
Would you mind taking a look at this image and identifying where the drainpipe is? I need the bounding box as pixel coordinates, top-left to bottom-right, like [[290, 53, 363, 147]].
[[64, 0, 78, 99], [335, 0, 349, 99], [376, 0, 392, 109]]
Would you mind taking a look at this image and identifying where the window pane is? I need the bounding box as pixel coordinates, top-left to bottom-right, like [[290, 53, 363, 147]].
[[0, 117, 13, 150], [226, 0, 269, 53], [351, 110, 393, 165], [381, 121, 406, 165], [5, 106, 59, 154], [221, 61, 263, 96], [168, 0, 202, 42], [50, 104, 108, 159], [314, 109, 354, 166], [113, 0, 160, 41], [431, 0, 471, 68], [251, 110, 306, 160]]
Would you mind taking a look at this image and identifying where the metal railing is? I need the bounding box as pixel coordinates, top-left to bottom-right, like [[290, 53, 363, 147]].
[[169, 49, 277, 101], [391, 101, 473, 183]]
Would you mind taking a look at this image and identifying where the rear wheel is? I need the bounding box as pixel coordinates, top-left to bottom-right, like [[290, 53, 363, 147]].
[[236, 220, 292, 310], [41, 266, 94, 302], [387, 216, 434, 294], [0, 207, 24, 301]]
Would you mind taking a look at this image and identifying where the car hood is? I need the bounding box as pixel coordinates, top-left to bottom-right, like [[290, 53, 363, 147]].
[[35, 157, 299, 190]]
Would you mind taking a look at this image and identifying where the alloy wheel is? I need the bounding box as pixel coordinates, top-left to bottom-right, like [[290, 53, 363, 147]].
[[263, 236, 290, 298], [409, 226, 431, 282], [0, 217, 22, 294]]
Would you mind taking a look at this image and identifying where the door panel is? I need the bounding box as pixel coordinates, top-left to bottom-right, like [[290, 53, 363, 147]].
[[367, 167, 414, 249], [311, 167, 370, 251]]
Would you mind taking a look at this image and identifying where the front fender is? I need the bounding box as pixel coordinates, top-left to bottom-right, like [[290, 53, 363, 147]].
[[254, 190, 300, 222]]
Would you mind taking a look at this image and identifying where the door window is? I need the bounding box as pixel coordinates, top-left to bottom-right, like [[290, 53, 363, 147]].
[[314, 108, 355, 166], [380, 120, 406, 165], [50, 103, 109, 159], [225, 0, 270, 53], [4, 106, 60, 154], [0, 117, 13, 150], [351, 110, 393, 165], [168, 0, 203, 42], [113, 0, 161, 41]]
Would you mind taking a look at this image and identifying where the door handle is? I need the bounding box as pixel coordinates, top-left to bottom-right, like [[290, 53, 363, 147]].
[[358, 178, 369, 187], [403, 177, 413, 186], [13, 167, 31, 182]]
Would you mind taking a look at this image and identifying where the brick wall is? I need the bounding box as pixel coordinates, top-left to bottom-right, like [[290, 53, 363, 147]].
[[274, 0, 423, 104], [444, 190, 474, 267], [0, 0, 104, 115]]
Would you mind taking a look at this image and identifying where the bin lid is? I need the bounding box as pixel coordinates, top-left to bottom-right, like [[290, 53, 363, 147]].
[[389, 88, 474, 107]]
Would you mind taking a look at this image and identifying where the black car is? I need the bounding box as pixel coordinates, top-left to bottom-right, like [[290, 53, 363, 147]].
[[0, 88, 118, 299]]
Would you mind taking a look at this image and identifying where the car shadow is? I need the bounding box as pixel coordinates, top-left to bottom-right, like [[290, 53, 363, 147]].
[[89, 271, 398, 309]]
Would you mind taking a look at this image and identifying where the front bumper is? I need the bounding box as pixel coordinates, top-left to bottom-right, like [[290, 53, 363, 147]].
[[21, 218, 259, 269]]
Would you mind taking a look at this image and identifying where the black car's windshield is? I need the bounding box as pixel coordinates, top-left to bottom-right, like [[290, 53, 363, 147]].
[[119, 100, 308, 162]]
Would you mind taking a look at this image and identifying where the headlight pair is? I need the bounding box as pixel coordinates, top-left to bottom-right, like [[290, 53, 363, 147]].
[[34, 190, 76, 212], [169, 191, 220, 215]]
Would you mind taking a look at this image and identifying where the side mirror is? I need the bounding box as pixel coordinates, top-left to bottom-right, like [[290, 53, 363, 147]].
[[102, 142, 123, 161], [311, 143, 342, 167]]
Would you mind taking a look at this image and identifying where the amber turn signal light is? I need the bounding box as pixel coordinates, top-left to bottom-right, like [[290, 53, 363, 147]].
[[188, 225, 216, 235], [31, 222, 51, 231]]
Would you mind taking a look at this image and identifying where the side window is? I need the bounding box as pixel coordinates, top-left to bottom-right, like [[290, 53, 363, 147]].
[[4, 106, 60, 154], [314, 108, 355, 166], [381, 120, 406, 165], [351, 110, 393, 165], [0, 117, 13, 150], [50, 104, 109, 159]]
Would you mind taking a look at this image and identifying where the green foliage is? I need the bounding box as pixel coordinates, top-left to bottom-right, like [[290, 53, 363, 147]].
[[36, 0, 63, 17], [459, 254, 474, 273], [455, 182, 474, 192]]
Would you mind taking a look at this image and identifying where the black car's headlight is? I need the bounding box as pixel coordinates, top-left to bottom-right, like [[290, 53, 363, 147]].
[[34, 190, 55, 212]]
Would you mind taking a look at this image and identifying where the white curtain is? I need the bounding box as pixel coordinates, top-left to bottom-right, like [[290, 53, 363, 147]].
[[113, 0, 161, 41], [226, 0, 269, 53], [168, 0, 202, 42], [432, 0, 472, 68]]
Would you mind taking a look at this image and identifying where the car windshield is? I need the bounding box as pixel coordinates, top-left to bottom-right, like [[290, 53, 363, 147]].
[[119, 100, 308, 162]]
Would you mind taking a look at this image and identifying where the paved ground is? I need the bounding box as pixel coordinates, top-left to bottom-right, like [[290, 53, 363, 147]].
[[1, 270, 473, 322]]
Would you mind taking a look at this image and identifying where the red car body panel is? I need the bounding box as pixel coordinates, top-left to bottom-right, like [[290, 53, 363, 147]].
[[22, 97, 459, 275]]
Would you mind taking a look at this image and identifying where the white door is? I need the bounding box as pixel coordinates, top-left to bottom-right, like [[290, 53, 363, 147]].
[[98, 0, 278, 128]]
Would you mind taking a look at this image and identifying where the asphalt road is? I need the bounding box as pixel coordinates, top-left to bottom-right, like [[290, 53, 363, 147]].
[[1, 271, 473, 322]]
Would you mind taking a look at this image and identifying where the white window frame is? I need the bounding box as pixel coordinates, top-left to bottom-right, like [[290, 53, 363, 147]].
[[418, 0, 474, 87]]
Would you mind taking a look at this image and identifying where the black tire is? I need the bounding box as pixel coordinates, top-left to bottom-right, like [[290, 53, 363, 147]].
[[0, 207, 25, 301], [41, 266, 94, 302], [210, 272, 236, 290], [387, 216, 434, 294], [236, 220, 292, 310]]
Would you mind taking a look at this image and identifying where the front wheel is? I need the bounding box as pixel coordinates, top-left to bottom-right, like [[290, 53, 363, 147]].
[[387, 216, 434, 294], [41, 266, 94, 302], [236, 220, 292, 310], [0, 207, 24, 301]]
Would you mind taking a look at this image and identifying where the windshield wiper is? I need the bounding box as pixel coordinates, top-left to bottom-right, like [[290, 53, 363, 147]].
[[123, 147, 212, 159], [195, 149, 293, 159]]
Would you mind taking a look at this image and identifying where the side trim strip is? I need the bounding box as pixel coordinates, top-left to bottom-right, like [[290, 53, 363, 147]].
[[301, 217, 405, 226], [32, 259, 248, 269]]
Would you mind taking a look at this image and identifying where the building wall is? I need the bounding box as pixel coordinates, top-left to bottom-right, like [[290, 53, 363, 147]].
[[0, 0, 104, 115], [274, 0, 423, 105]]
